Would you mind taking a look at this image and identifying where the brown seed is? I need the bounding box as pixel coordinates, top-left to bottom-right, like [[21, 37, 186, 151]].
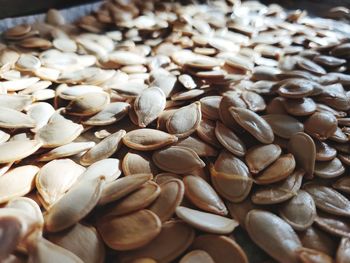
[[315, 212, 350, 238], [283, 98, 317, 116], [277, 78, 316, 98], [104, 181, 160, 216], [97, 209, 161, 251], [299, 226, 337, 256], [122, 152, 158, 176], [183, 175, 227, 216], [296, 247, 333, 263], [263, 114, 304, 139], [336, 238, 350, 263], [304, 112, 338, 140], [255, 154, 296, 185], [315, 140, 337, 161], [118, 221, 195, 263], [211, 151, 252, 203], [192, 235, 249, 263], [229, 107, 274, 144], [123, 129, 178, 151], [99, 174, 152, 206], [314, 158, 345, 179], [215, 121, 246, 157], [200, 96, 221, 120], [304, 184, 350, 217], [179, 250, 215, 263], [152, 146, 205, 174], [174, 136, 218, 157], [245, 144, 281, 174], [245, 210, 302, 263], [288, 132, 316, 178], [279, 190, 316, 231], [334, 177, 350, 194], [149, 179, 184, 222], [166, 102, 202, 138], [252, 169, 304, 205]]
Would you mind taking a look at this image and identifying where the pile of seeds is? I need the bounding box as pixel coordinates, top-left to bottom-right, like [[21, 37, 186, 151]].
[[0, 0, 349, 262]]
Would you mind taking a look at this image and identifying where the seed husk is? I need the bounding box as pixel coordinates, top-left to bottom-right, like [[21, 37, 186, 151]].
[[80, 130, 126, 166], [229, 107, 274, 144], [35, 116, 83, 148], [304, 112, 338, 141], [152, 146, 205, 174], [122, 152, 158, 176], [245, 144, 281, 174], [211, 151, 252, 203], [252, 169, 304, 205], [215, 121, 246, 157], [304, 184, 350, 217], [175, 206, 238, 234], [315, 212, 350, 238], [38, 141, 96, 161], [36, 159, 85, 208], [279, 190, 316, 231], [47, 223, 105, 263], [105, 181, 160, 216], [118, 221, 195, 263], [314, 158, 345, 179], [0, 107, 36, 129], [288, 132, 316, 178], [27, 233, 83, 263], [44, 176, 105, 232], [179, 250, 215, 263], [296, 247, 333, 263], [123, 129, 178, 151], [65, 92, 110, 116], [149, 179, 184, 222], [174, 136, 218, 157], [134, 86, 166, 127], [255, 154, 296, 185], [0, 165, 39, 204], [192, 235, 248, 263], [336, 237, 350, 263], [99, 173, 152, 206], [246, 210, 302, 263], [183, 175, 227, 215], [0, 140, 42, 164], [263, 114, 304, 139], [298, 226, 337, 256], [166, 102, 202, 138], [97, 209, 161, 251]]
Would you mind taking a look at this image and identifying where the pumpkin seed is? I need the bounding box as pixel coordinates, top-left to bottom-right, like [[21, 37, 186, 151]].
[[192, 235, 248, 263], [179, 250, 214, 263], [80, 130, 126, 166], [97, 209, 161, 251], [175, 206, 238, 234], [211, 151, 252, 203], [304, 184, 350, 217], [0, 140, 42, 164], [246, 210, 302, 263], [245, 144, 281, 174], [123, 129, 178, 151], [44, 176, 105, 232], [166, 102, 202, 138], [149, 179, 184, 222], [229, 107, 274, 144], [122, 152, 158, 176], [336, 238, 350, 263], [152, 146, 205, 174], [47, 223, 105, 263], [215, 121, 246, 157], [288, 132, 316, 178], [118, 221, 194, 263], [104, 181, 160, 216], [279, 190, 316, 231], [183, 175, 227, 215], [255, 154, 296, 185]]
